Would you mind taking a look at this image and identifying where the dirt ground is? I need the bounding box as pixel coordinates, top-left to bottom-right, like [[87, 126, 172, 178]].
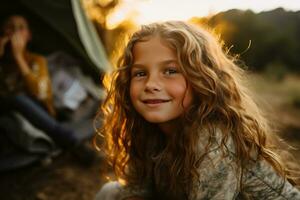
[[0, 147, 109, 200], [0, 74, 300, 200]]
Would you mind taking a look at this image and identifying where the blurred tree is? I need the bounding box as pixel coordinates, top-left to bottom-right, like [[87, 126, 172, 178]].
[[191, 8, 300, 72]]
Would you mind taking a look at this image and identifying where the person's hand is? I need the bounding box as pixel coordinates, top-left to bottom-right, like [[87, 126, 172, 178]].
[[0, 36, 10, 56], [9, 32, 30, 75], [11, 32, 26, 59]]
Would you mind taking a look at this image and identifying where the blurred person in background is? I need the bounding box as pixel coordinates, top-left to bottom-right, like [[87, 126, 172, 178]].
[[0, 14, 95, 166]]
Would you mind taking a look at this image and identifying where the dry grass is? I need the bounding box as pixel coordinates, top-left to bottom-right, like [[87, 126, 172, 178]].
[[247, 73, 300, 162]]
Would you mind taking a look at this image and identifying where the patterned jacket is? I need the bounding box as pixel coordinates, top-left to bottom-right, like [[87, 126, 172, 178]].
[[119, 128, 300, 200]]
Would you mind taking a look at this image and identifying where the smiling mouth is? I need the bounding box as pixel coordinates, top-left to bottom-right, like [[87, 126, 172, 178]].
[[142, 99, 171, 104]]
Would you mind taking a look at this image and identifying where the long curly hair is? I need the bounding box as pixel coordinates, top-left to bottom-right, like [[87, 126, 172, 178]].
[[96, 21, 298, 199]]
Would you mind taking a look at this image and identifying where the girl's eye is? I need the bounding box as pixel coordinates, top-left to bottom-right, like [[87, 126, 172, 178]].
[[164, 68, 178, 75], [132, 71, 146, 77]]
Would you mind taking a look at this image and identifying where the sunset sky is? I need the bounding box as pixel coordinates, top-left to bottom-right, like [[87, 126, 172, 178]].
[[135, 0, 300, 24], [106, 0, 300, 28]]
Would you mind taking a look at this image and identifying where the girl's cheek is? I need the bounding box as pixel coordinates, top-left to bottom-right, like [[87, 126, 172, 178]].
[[129, 82, 138, 101]]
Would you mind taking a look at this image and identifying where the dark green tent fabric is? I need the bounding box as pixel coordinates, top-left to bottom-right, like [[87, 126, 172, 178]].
[[0, 0, 109, 81]]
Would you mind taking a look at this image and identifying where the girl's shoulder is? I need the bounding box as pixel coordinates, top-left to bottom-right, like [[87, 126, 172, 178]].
[[196, 126, 257, 159], [194, 127, 300, 199], [192, 127, 241, 199], [196, 127, 235, 155]]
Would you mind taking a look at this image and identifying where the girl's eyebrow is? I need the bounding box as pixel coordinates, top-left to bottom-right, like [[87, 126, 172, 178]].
[[132, 59, 178, 69], [159, 59, 178, 65], [131, 64, 145, 69]]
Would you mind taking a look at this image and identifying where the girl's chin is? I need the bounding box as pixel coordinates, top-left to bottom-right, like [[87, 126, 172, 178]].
[[143, 115, 179, 124], [143, 117, 167, 124]]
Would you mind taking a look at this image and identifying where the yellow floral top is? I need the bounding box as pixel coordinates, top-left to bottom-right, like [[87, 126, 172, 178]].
[[0, 51, 55, 116]]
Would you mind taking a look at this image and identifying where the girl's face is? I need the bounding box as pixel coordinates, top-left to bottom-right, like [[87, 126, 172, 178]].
[[130, 36, 194, 133]]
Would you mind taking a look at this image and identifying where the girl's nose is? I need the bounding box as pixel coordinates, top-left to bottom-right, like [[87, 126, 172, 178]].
[[145, 74, 161, 92]]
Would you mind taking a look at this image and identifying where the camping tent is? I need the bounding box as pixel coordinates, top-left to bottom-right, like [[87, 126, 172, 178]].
[[0, 0, 110, 81]]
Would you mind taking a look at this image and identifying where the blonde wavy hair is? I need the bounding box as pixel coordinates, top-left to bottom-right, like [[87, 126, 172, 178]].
[[96, 21, 298, 199]]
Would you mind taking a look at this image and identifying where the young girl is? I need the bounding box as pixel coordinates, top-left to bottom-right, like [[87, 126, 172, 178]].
[[95, 21, 300, 200]]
